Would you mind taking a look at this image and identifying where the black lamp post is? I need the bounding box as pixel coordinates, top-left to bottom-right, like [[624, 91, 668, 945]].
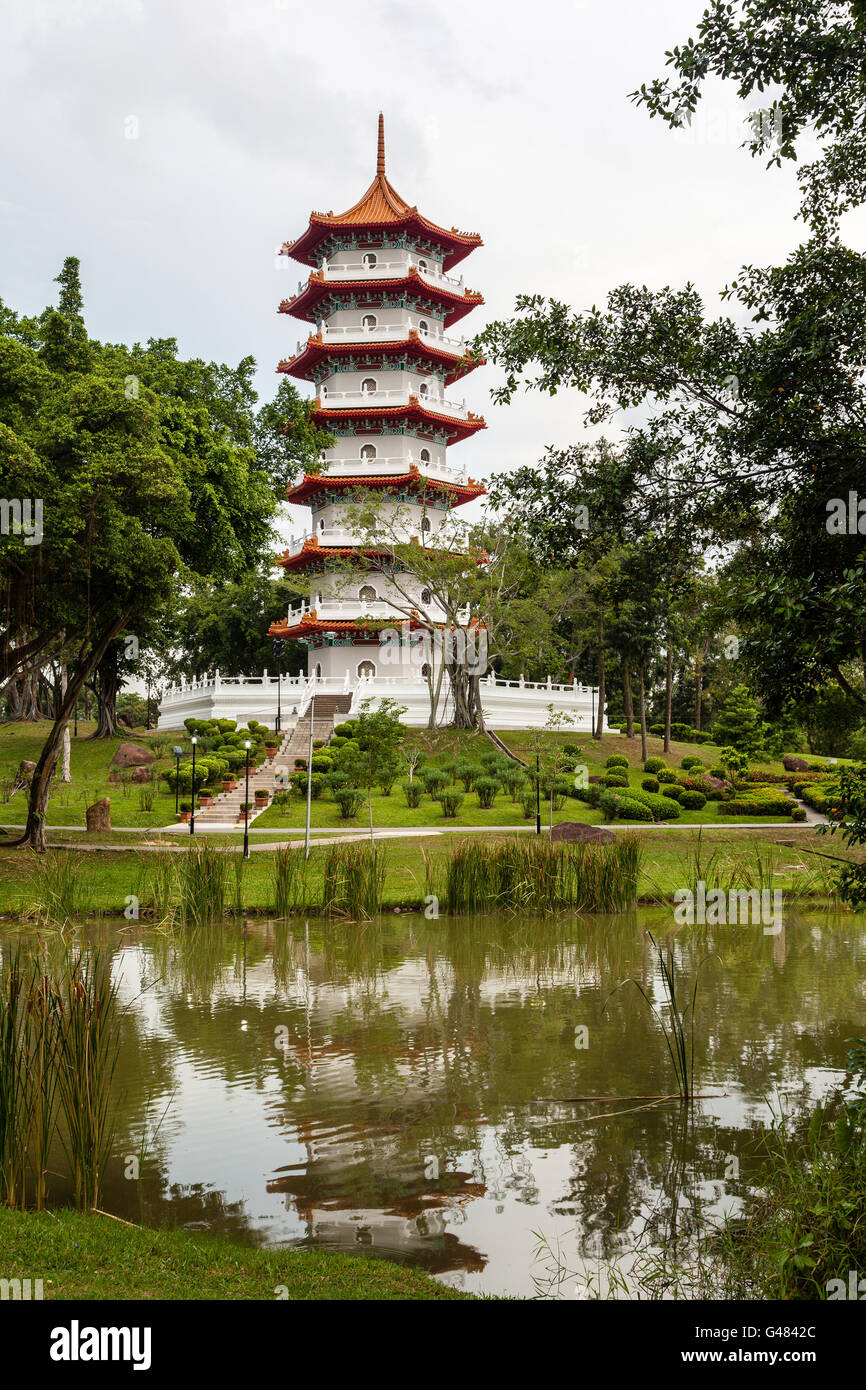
[[535, 747, 541, 836], [243, 739, 251, 860], [73, 698, 78, 738], [189, 736, 197, 836], [273, 638, 285, 735], [172, 745, 183, 818]]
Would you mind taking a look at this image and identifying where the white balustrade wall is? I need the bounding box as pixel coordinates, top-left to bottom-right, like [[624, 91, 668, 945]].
[[158, 671, 609, 733]]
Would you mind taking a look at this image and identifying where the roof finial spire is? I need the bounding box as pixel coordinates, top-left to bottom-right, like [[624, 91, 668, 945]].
[[377, 112, 385, 176]]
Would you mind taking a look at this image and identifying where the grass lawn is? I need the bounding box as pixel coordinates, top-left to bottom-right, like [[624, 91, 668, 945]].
[[0, 721, 187, 829], [0, 1208, 469, 1300], [0, 720, 830, 842], [0, 827, 850, 918]]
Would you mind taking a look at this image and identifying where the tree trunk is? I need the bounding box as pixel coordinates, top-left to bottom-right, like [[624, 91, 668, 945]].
[[469, 672, 487, 734], [663, 633, 674, 755], [89, 645, 121, 739], [14, 613, 133, 851], [638, 667, 648, 763], [694, 655, 704, 731], [593, 625, 605, 741], [624, 666, 635, 738], [59, 665, 71, 783], [5, 670, 41, 721]]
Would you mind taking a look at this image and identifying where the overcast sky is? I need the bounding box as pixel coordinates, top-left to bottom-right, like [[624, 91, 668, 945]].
[[3, 0, 848, 540]]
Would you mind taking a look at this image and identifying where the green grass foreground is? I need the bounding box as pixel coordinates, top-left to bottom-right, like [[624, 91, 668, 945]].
[[0, 1208, 471, 1300], [0, 827, 852, 919]]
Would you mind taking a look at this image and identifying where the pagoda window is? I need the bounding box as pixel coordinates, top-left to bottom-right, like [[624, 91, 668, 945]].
[[359, 585, 377, 603], [315, 663, 322, 678], [319, 519, 326, 532], [361, 378, 377, 395], [421, 516, 431, 532], [421, 587, 432, 604], [358, 660, 376, 678], [363, 253, 377, 268], [418, 319, 429, 336], [420, 448, 431, 463], [362, 314, 377, 331], [419, 382, 429, 399], [418, 259, 428, 272], [360, 444, 377, 460]]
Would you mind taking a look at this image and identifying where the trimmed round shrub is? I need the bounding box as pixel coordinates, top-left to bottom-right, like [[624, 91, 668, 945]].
[[324, 771, 350, 792], [709, 766, 727, 779], [628, 789, 682, 820], [563, 743, 582, 756], [421, 768, 450, 795], [521, 790, 536, 819], [440, 789, 464, 818], [662, 785, 683, 800], [334, 788, 365, 819], [377, 766, 399, 796], [502, 767, 527, 800], [644, 757, 666, 774], [571, 784, 602, 807], [475, 776, 500, 809], [402, 779, 424, 808], [657, 770, 677, 784], [333, 721, 356, 738], [791, 806, 807, 821], [455, 761, 482, 792], [310, 756, 331, 773], [604, 773, 629, 788], [612, 796, 653, 823], [679, 790, 707, 811], [681, 755, 702, 770], [641, 777, 660, 794], [605, 754, 629, 769]]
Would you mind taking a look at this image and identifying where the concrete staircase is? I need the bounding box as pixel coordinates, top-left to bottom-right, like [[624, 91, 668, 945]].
[[193, 694, 353, 827]]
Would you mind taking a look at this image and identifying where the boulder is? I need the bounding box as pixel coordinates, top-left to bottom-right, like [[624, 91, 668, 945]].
[[130, 766, 153, 783], [783, 755, 810, 773], [86, 797, 111, 833], [14, 759, 36, 787], [550, 821, 615, 845], [109, 742, 156, 769]]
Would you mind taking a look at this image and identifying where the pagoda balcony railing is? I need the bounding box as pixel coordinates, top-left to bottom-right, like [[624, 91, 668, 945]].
[[305, 323, 466, 354], [318, 388, 469, 419], [285, 598, 445, 625], [288, 523, 442, 553], [318, 256, 465, 292], [320, 455, 467, 484]]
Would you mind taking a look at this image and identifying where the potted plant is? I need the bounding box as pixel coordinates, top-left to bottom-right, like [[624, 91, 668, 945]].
[[179, 800, 192, 824], [254, 788, 269, 807], [238, 801, 253, 822], [199, 789, 214, 808], [264, 740, 278, 757], [222, 774, 237, 791]]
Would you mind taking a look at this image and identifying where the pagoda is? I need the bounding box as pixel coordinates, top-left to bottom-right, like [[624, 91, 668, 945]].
[[268, 114, 486, 685]]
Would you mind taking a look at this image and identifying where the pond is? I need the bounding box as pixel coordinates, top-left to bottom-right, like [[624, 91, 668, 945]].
[[2, 909, 863, 1298]]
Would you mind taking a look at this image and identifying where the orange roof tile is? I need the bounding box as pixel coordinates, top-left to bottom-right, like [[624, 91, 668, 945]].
[[284, 115, 482, 271]]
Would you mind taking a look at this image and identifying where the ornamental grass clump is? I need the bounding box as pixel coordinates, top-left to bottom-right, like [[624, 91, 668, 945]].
[[445, 836, 641, 915], [321, 841, 386, 920], [0, 947, 120, 1211], [475, 776, 500, 809]]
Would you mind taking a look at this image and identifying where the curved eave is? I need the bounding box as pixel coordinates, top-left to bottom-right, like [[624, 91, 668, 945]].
[[280, 272, 484, 328], [286, 470, 486, 507], [312, 398, 486, 445], [279, 335, 482, 387], [275, 542, 392, 572], [283, 216, 482, 273], [268, 615, 424, 640]]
